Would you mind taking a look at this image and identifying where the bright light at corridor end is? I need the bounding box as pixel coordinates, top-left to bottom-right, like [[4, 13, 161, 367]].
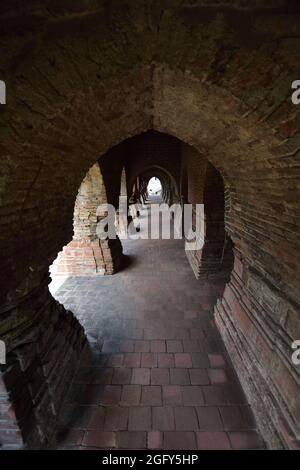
[[147, 177, 162, 196]]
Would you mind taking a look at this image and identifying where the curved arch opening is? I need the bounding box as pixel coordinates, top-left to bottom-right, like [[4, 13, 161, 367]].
[[147, 176, 162, 198]]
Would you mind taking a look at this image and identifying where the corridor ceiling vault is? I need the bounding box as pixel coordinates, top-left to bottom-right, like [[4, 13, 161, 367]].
[[0, 0, 299, 451]]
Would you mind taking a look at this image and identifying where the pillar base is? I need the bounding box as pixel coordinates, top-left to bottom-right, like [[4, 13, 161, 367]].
[[52, 238, 123, 276], [186, 240, 233, 280]]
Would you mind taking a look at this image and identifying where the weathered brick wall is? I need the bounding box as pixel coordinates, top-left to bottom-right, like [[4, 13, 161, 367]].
[[200, 163, 234, 279], [214, 252, 300, 449], [0, 0, 299, 449]]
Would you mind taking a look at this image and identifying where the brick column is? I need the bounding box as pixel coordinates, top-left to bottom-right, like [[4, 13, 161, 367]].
[[52, 162, 122, 276], [185, 162, 233, 280], [215, 251, 300, 449]]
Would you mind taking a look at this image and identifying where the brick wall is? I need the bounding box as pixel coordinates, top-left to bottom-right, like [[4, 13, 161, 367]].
[[0, 1, 299, 449], [180, 145, 233, 280], [180, 143, 207, 205], [0, 279, 86, 448]]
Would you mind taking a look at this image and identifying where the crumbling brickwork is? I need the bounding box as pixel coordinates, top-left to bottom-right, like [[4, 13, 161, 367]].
[[52, 162, 122, 276], [0, 280, 86, 448]]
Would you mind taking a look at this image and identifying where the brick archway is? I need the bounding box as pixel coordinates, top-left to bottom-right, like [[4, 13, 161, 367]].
[[134, 165, 180, 205], [1, 59, 299, 449]]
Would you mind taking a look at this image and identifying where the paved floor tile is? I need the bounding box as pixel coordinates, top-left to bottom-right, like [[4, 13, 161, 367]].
[[141, 386, 162, 406], [111, 368, 132, 385], [170, 368, 190, 385], [124, 353, 141, 368], [128, 407, 151, 431], [166, 340, 183, 353], [120, 385, 141, 406], [132, 368, 150, 385], [163, 431, 197, 450], [141, 352, 158, 368], [151, 368, 170, 385], [196, 431, 231, 450], [82, 431, 116, 448], [196, 406, 223, 431], [158, 353, 174, 368], [174, 407, 199, 431], [189, 369, 210, 385], [228, 431, 265, 449], [116, 431, 147, 449], [152, 407, 175, 431], [148, 431, 163, 449], [162, 385, 182, 406], [104, 407, 129, 431], [181, 386, 204, 406], [175, 353, 193, 368]]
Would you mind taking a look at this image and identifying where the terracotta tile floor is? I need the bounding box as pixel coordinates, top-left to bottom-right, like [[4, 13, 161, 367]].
[[50, 206, 264, 450]]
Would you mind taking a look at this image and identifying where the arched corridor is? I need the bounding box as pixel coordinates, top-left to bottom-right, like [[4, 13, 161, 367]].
[[47, 145, 250, 449], [0, 0, 300, 454]]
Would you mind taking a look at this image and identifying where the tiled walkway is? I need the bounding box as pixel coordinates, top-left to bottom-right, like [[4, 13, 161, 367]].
[[50, 206, 264, 450]]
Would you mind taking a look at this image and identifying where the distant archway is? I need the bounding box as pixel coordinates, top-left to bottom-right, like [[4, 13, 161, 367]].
[[147, 176, 162, 197]]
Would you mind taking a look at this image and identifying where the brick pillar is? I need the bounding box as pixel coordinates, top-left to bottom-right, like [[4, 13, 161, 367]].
[[185, 163, 233, 280], [52, 162, 122, 276]]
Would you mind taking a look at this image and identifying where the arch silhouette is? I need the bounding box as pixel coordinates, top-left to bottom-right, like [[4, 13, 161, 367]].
[[130, 163, 180, 204]]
